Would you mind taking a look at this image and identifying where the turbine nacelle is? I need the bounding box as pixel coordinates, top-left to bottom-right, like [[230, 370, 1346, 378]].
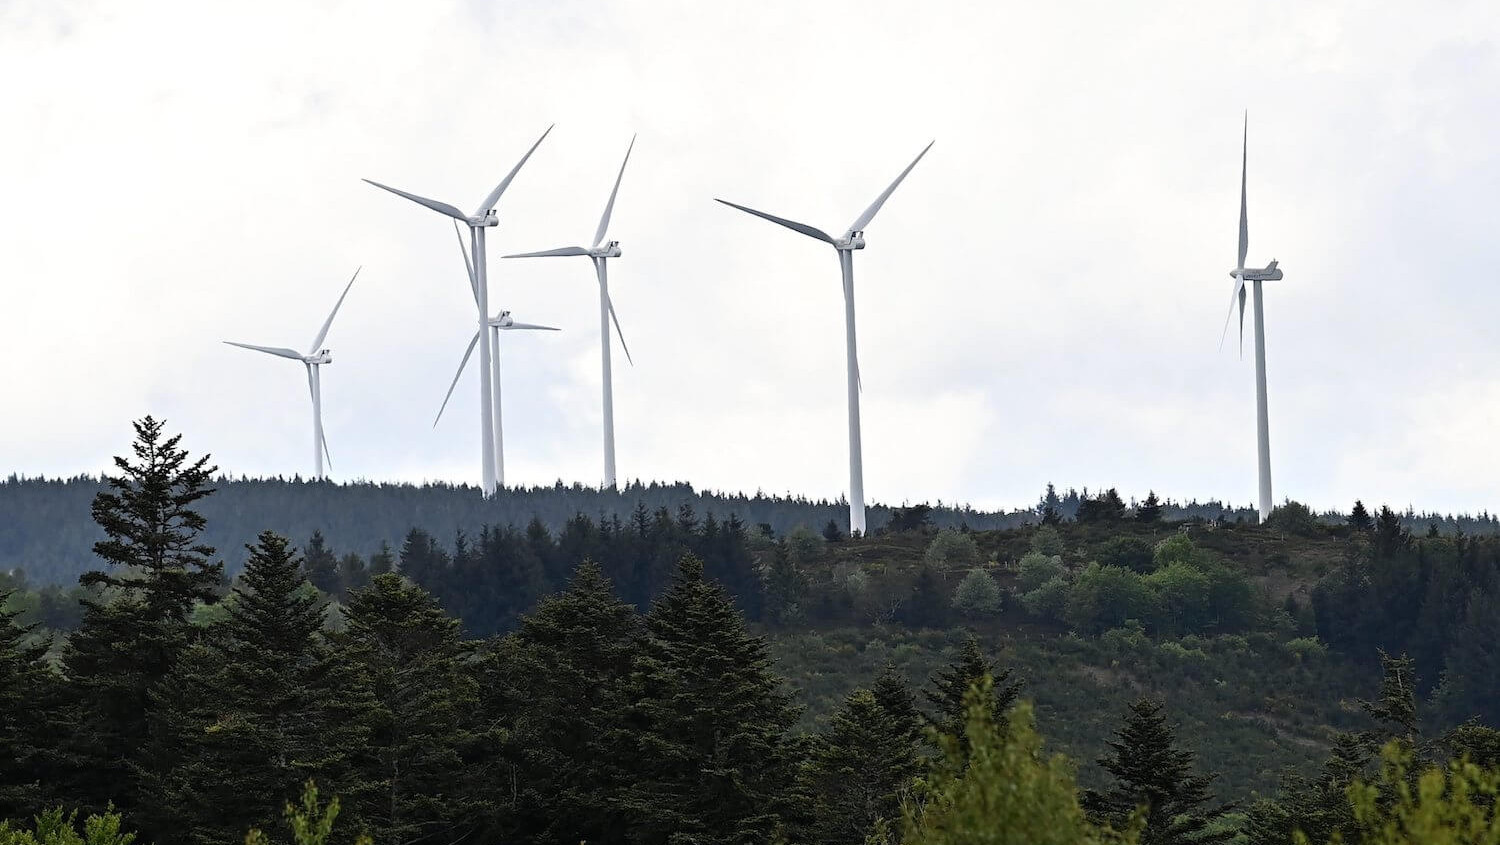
[[489, 311, 514, 329], [834, 231, 867, 251], [590, 241, 623, 259], [304, 350, 333, 365], [471, 210, 499, 228], [1229, 259, 1283, 282]]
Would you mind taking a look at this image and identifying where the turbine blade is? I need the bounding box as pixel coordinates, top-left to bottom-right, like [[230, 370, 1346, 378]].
[[363, 179, 468, 221], [454, 221, 478, 307], [1217, 279, 1244, 352], [225, 341, 303, 360], [434, 330, 481, 428], [321, 428, 333, 472], [307, 267, 360, 354], [504, 322, 561, 331], [1238, 280, 1248, 359], [474, 124, 554, 216], [606, 294, 632, 365], [593, 134, 636, 248], [714, 199, 833, 243], [502, 246, 590, 259], [845, 140, 935, 237], [1238, 113, 1249, 271]]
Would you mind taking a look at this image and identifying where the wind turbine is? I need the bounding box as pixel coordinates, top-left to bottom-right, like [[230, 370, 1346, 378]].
[[714, 141, 934, 536], [436, 223, 560, 487], [364, 125, 553, 496], [1218, 114, 1283, 523], [503, 136, 635, 489], [224, 268, 360, 481]]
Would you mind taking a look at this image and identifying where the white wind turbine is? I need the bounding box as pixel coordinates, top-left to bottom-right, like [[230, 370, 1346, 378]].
[[364, 125, 553, 496], [435, 222, 560, 487], [224, 268, 360, 481], [503, 136, 635, 489], [1218, 115, 1284, 523], [715, 141, 934, 536]]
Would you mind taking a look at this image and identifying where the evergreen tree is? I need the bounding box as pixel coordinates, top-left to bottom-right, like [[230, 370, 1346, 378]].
[[1084, 698, 1234, 845], [1242, 733, 1365, 845], [0, 591, 57, 818], [337, 574, 478, 845], [1039, 483, 1064, 526], [903, 563, 949, 628], [921, 635, 1023, 754], [870, 664, 921, 746], [1348, 500, 1373, 530], [143, 532, 360, 845], [367, 542, 395, 578], [337, 553, 369, 598], [1373, 506, 1409, 557], [803, 688, 921, 845], [301, 531, 340, 595], [762, 545, 809, 626], [61, 416, 222, 817], [1360, 651, 1421, 755], [477, 561, 642, 844], [1434, 588, 1500, 728], [1137, 491, 1162, 524], [614, 555, 803, 845], [821, 519, 846, 542]]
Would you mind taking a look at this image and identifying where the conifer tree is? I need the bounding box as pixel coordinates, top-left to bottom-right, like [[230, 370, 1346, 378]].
[[804, 688, 921, 845], [301, 531, 340, 595], [762, 545, 809, 626], [477, 561, 642, 844], [870, 664, 921, 746], [1242, 733, 1365, 845], [337, 573, 478, 845], [922, 635, 1023, 754], [367, 542, 395, 578], [1039, 482, 1064, 526], [614, 555, 803, 845], [1434, 589, 1500, 729], [61, 416, 222, 816], [143, 531, 361, 845], [1137, 491, 1162, 523], [1373, 505, 1409, 557], [0, 591, 57, 818], [1347, 501, 1373, 530], [1083, 698, 1234, 845]]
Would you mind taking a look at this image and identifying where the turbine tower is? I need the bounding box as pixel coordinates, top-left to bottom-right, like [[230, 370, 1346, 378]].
[[503, 136, 635, 489], [1219, 115, 1283, 523], [436, 224, 560, 487], [715, 141, 934, 536], [224, 268, 360, 481], [364, 125, 553, 495]]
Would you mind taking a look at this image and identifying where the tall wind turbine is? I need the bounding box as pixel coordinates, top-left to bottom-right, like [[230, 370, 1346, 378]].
[[436, 224, 560, 487], [715, 141, 934, 536], [503, 136, 635, 489], [224, 268, 360, 481], [364, 125, 553, 495], [1219, 115, 1283, 523]]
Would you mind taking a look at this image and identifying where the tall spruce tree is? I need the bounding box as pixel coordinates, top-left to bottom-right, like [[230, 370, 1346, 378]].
[[803, 687, 921, 845], [1243, 733, 1365, 845], [60, 416, 222, 816], [302, 531, 340, 595], [0, 592, 57, 819], [922, 635, 1024, 753], [1348, 500, 1373, 530], [614, 555, 803, 845], [337, 573, 478, 845], [1083, 698, 1234, 845], [477, 561, 642, 845], [1137, 491, 1163, 523], [143, 532, 361, 845], [870, 664, 921, 746]]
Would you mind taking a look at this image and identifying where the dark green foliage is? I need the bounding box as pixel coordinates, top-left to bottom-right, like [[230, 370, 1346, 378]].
[[822, 520, 846, 542], [1083, 698, 1234, 845], [1266, 500, 1319, 536], [921, 635, 1023, 752], [762, 545, 809, 626], [1434, 586, 1500, 727], [301, 531, 340, 596], [886, 504, 934, 534], [60, 416, 222, 817], [1373, 505, 1410, 557], [614, 555, 803, 845], [903, 563, 949, 628], [143, 532, 358, 845], [477, 560, 642, 844], [0, 592, 56, 817], [1095, 537, 1154, 574], [1137, 491, 1162, 524], [336, 574, 479, 845], [803, 688, 920, 845], [1443, 723, 1500, 769], [870, 664, 921, 745], [1076, 489, 1127, 524], [1348, 500, 1373, 530], [1039, 483, 1064, 526], [1065, 563, 1159, 634], [1242, 733, 1365, 845]]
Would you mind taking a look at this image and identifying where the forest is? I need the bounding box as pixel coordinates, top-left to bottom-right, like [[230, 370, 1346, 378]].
[[5, 416, 1500, 844]]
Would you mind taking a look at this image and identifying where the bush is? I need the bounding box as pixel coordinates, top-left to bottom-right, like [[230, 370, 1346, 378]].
[[1030, 525, 1065, 557], [1284, 636, 1326, 661], [1146, 562, 1212, 634], [786, 525, 824, 565], [1021, 576, 1071, 622], [1018, 552, 1066, 592], [1094, 537, 1154, 574], [952, 569, 1004, 618], [1152, 535, 1197, 571], [1064, 563, 1159, 635], [1266, 501, 1319, 536], [0, 808, 136, 845], [925, 529, 981, 570]]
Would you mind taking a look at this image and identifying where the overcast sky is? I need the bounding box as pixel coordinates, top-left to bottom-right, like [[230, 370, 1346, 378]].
[[2, 0, 1497, 516]]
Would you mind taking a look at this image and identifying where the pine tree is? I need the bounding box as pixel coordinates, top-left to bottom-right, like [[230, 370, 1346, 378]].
[[762, 545, 809, 626], [302, 531, 340, 595], [1373, 505, 1409, 557], [60, 416, 222, 816], [367, 542, 395, 577], [0, 591, 58, 818], [904, 563, 949, 628], [804, 688, 921, 845], [1350, 501, 1374, 528], [1360, 651, 1422, 755], [614, 555, 803, 845], [1242, 733, 1365, 845], [337, 573, 478, 845], [1137, 491, 1162, 524], [1039, 483, 1063, 526], [1083, 698, 1234, 845], [870, 664, 921, 746], [476, 560, 642, 844], [143, 532, 361, 845], [1435, 588, 1500, 728], [921, 635, 1023, 754], [821, 520, 846, 542]]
